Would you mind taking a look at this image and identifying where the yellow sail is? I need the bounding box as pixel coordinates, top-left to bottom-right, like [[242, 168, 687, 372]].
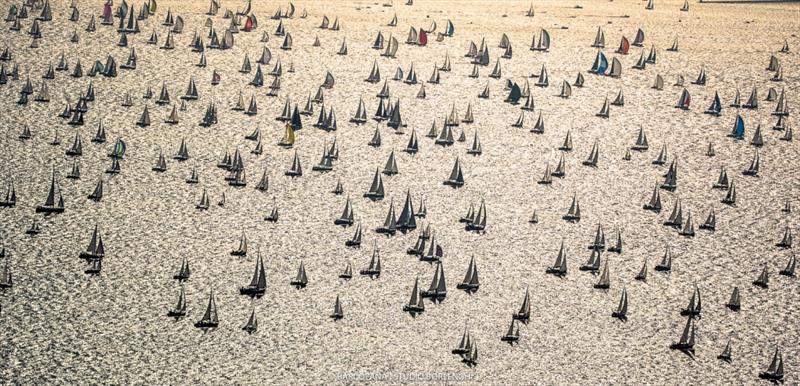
[[281, 124, 295, 147]]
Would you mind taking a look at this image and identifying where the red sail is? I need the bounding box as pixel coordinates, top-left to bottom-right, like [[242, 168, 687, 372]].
[[244, 17, 254, 32], [618, 36, 630, 54], [103, 3, 112, 18], [419, 30, 428, 46]]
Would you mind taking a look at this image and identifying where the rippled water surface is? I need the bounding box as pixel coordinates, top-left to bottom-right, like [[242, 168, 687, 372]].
[[0, 0, 798, 384]]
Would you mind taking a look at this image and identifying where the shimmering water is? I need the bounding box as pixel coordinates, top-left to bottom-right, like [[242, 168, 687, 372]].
[[0, 0, 798, 383]]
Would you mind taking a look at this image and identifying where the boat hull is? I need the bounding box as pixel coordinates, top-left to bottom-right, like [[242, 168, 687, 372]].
[[35, 206, 64, 213]]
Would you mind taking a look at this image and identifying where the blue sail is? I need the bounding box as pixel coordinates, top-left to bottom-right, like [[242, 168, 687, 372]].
[[733, 115, 745, 139], [445, 20, 455, 36], [597, 53, 608, 75], [506, 83, 521, 104]]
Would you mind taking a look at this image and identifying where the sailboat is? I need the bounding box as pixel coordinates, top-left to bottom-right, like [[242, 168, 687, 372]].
[[456, 256, 480, 293], [612, 288, 628, 321], [339, 261, 353, 279], [780, 253, 796, 277], [742, 150, 760, 176], [681, 286, 702, 317], [583, 140, 600, 166], [466, 200, 487, 232], [195, 289, 219, 329], [290, 262, 308, 288], [402, 277, 425, 315], [364, 168, 385, 199], [36, 169, 65, 213], [79, 225, 105, 260], [167, 286, 188, 319], [242, 307, 258, 334], [699, 208, 716, 231], [593, 260, 610, 289], [345, 222, 363, 247], [330, 295, 344, 320], [563, 194, 581, 222], [0, 180, 17, 207], [500, 319, 520, 344], [758, 348, 784, 381], [375, 198, 397, 235], [753, 264, 769, 288], [444, 157, 465, 187], [239, 250, 267, 297], [655, 245, 672, 272], [231, 232, 248, 256], [421, 261, 447, 301], [776, 226, 792, 248], [359, 241, 382, 277], [669, 317, 696, 353], [546, 241, 568, 277], [172, 254, 191, 282]]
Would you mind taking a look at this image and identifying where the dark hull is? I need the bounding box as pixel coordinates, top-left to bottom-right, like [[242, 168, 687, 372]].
[[402, 305, 424, 313], [501, 336, 519, 344], [375, 227, 396, 235], [669, 343, 694, 352], [513, 314, 530, 323], [758, 372, 783, 381], [36, 206, 64, 213], [194, 321, 218, 328], [359, 270, 380, 278], [611, 312, 627, 321], [79, 252, 104, 260], [546, 268, 567, 277], [239, 287, 265, 297]]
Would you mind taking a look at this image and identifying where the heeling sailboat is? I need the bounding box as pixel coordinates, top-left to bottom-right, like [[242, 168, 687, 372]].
[[546, 241, 568, 277], [359, 241, 382, 278], [242, 306, 258, 334], [680, 285, 702, 317], [443, 157, 465, 187], [421, 261, 447, 302], [779, 252, 796, 277], [79, 225, 105, 260], [465, 200, 487, 232], [231, 231, 248, 256], [194, 288, 219, 329], [375, 198, 398, 235], [402, 277, 425, 316], [669, 317, 696, 353], [239, 248, 267, 297], [563, 194, 581, 222], [345, 221, 363, 248], [759, 348, 785, 381], [0, 180, 17, 207], [290, 262, 308, 289], [167, 286, 187, 319], [36, 169, 65, 213], [330, 295, 344, 320], [612, 288, 629, 321], [456, 256, 480, 293]]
